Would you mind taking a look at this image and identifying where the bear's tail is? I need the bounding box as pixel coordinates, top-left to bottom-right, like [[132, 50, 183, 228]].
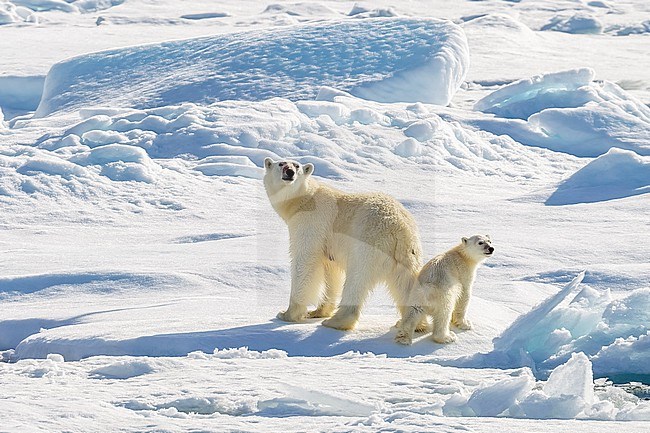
[[388, 232, 423, 309]]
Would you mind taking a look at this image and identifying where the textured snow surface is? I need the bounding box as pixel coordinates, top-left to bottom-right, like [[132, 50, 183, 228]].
[[36, 17, 469, 116], [1, 0, 650, 431], [2, 349, 650, 431]]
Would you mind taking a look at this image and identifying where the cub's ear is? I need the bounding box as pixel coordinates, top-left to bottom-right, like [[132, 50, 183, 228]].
[[264, 157, 274, 170], [304, 163, 315, 176], [485, 234, 491, 241], [462, 237, 468, 244]]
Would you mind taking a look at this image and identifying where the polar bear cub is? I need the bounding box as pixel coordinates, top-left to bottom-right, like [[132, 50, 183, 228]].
[[395, 235, 494, 345], [263, 157, 423, 331]]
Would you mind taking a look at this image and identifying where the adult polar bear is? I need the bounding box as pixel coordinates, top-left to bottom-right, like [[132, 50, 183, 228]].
[[263, 157, 423, 330]]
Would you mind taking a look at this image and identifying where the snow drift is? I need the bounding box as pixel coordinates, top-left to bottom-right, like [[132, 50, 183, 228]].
[[35, 18, 469, 116], [4, 93, 580, 200], [474, 68, 650, 157], [546, 148, 650, 205]]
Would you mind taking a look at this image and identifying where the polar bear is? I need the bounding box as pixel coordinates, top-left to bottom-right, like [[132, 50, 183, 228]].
[[395, 235, 494, 345], [263, 157, 423, 330]]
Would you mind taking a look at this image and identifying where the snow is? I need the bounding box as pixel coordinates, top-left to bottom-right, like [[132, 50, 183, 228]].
[[541, 13, 604, 34], [35, 17, 469, 116], [1, 0, 649, 431], [547, 148, 650, 205]]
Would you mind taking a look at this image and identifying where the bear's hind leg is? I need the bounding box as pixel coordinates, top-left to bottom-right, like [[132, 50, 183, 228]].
[[308, 263, 344, 318], [395, 306, 425, 345], [322, 262, 377, 330]]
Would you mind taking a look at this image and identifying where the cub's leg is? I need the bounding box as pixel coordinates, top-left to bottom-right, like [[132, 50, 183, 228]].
[[451, 284, 473, 330], [430, 287, 458, 344]]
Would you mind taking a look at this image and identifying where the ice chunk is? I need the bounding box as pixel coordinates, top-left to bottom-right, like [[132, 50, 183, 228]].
[[474, 70, 650, 157], [616, 401, 650, 421], [211, 347, 288, 359], [493, 271, 585, 355], [517, 390, 588, 419], [474, 68, 595, 120], [513, 353, 595, 419], [592, 332, 650, 381], [467, 372, 535, 417], [544, 352, 594, 405]]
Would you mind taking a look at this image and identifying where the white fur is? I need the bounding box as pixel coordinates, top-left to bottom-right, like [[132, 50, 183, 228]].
[[263, 157, 423, 330], [395, 235, 493, 345]]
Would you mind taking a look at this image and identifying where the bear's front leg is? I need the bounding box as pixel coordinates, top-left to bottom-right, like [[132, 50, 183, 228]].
[[278, 252, 325, 323], [277, 302, 309, 322]]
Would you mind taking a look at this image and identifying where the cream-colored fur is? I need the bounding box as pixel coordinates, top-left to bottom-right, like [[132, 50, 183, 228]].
[[263, 157, 423, 330], [395, 235, 494, 345]]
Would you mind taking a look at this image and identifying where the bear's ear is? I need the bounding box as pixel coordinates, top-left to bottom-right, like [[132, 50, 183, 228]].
[[304, 163, 315, 176], [462, 237, 468, 244], [264, 157, 274, 170], [485, 234, 491, 241]]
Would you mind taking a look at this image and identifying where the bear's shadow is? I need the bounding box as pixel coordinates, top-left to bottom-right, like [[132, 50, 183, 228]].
[[115, 319, 455, 359]]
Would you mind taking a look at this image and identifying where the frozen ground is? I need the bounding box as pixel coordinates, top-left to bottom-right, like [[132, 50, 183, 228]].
[[0, 0, 649, 431]]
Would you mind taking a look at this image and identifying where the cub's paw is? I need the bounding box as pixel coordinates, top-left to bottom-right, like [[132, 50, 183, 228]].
[[394, 331, 413, 346], [432, 332, 457, 344], [453, 318, 473, 331]]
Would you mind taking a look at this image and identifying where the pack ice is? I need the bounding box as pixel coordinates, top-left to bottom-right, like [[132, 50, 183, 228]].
[[474, 68, 650, 157]]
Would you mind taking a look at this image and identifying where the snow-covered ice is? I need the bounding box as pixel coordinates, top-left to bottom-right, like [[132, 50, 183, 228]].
[[0, 0, 649, 431], [35, 17, 469, 116]]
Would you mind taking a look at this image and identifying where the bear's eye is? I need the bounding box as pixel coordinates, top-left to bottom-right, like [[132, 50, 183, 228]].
[[279, 162, 285, 167], [295, 164, 300, 169], [478, 241, 484, 245]]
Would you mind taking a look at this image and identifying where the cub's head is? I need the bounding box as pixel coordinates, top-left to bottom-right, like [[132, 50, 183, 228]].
[[461, 235, 494, 261], [263, 157, 315, 197]]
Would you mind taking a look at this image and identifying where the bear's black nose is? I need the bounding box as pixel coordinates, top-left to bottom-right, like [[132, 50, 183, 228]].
[[488, 247, 495, 253], [285, 168, 295, 178]]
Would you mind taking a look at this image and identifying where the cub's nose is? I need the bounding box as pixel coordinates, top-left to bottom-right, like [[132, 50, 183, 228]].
[[285, 168, 295, 178], [488, 246, 495, 253]]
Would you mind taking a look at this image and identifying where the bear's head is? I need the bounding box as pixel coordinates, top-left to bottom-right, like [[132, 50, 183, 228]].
[[461, 234, 494, 261], [263, 157, 315, 199]]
